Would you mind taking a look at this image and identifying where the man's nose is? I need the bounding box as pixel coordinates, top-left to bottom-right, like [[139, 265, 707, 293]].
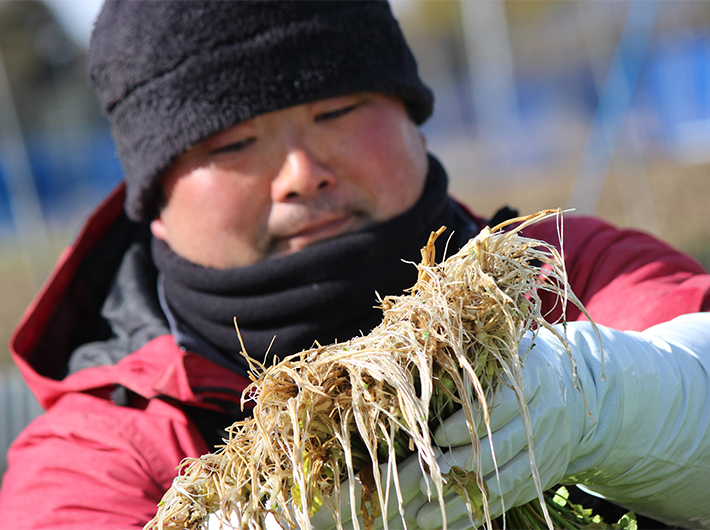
[[271, 147, 336, 202]]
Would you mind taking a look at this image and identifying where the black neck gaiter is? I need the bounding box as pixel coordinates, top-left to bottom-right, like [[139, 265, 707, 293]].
[[152, 156, 478, 374]]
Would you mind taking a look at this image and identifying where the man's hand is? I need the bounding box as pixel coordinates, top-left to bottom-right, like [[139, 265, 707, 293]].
[[416, 314, 710, 530], [289, 314, 710, 530]]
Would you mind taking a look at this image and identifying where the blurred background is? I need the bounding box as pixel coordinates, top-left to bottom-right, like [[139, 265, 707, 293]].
[[1, 0, 710, 472]]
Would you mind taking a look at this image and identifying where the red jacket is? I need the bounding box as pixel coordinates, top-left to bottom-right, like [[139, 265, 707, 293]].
[[1, 185, 709, 529]]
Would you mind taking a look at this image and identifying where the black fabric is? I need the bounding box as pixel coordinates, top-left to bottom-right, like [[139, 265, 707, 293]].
[[152, 156, 477, 373], [67, 227, 170, 375], [180, 405, 250, 452], [488, 206, 519, 228], [88, 0, 434, 222]]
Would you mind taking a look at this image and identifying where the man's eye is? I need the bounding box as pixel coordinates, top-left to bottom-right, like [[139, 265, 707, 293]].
[[210, 137, 256, 155], [315, 104, 359, 122]]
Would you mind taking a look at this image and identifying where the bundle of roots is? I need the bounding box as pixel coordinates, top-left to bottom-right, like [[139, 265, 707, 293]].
[[146, 210, 615, 530]]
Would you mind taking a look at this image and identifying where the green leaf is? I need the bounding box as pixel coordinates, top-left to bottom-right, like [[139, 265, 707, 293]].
[[551, 486, 570, 507], [616, 512, 638, 530]]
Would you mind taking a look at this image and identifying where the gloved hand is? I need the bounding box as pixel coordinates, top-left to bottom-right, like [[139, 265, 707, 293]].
[[415, 313, 710, 530]]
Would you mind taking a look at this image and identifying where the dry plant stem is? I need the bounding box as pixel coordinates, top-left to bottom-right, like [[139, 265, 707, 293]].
[[145, 209, 597, 530]]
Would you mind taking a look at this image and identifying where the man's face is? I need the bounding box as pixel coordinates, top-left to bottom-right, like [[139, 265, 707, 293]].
[[150, 93, 429, 269]]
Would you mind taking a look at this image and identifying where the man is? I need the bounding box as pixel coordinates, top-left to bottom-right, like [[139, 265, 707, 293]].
[[0, 2, 709, 529]]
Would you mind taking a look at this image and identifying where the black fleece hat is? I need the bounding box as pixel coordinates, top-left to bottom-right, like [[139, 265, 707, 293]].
[[88, 0, 434, 222]]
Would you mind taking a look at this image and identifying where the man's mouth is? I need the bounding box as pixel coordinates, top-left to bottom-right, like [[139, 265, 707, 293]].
[[275, 215, 364, 254]]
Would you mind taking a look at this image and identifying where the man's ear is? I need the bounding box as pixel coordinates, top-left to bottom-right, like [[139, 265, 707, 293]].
[[150, 217, 167, 240]]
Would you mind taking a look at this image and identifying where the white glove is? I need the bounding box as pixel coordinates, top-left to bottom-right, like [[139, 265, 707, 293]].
[[415, 313, 710, 530]]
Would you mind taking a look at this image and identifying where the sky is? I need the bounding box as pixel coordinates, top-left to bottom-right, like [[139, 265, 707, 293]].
[[40, 0, 104, 47]]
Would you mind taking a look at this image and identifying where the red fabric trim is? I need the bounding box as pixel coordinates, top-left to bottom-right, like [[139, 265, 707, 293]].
[[18, 333, 251, 411]]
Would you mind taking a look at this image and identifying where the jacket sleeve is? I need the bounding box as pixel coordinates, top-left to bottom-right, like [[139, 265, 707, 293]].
[[526, 215, 710, 330], [0, 392, 208, 530]]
